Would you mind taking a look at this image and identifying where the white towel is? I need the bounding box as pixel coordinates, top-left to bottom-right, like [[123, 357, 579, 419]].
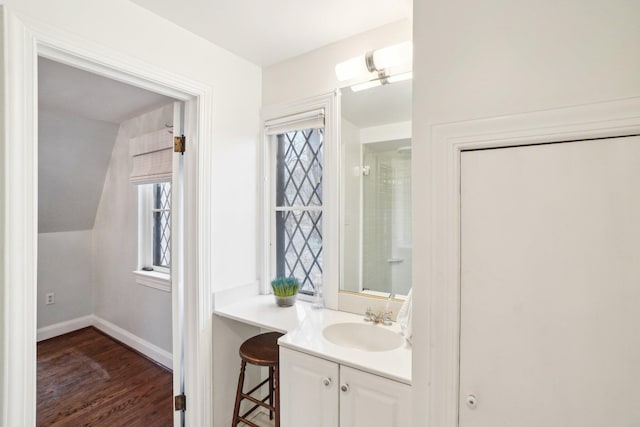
[[397, 288, 412, 345]]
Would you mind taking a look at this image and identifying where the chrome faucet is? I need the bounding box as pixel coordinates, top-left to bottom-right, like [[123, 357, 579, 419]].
[[364, 306, 393, 325]]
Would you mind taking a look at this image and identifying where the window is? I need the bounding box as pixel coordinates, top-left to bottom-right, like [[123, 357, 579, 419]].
[[151, 182, 171, 271], [273, 128, 324, 295], [262, 94, 338, 304], [135, 181, 171, 291]]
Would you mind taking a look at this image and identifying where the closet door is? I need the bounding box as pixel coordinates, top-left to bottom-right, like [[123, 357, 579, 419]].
[[459, 136, 640, 427]]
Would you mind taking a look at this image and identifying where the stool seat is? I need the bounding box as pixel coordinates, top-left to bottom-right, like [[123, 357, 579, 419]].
[[232, 332, 284, 427], [239, 332, 282, 366]]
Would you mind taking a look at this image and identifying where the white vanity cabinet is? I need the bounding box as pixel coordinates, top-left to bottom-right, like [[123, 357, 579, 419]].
[[280, 347, 411, 427]]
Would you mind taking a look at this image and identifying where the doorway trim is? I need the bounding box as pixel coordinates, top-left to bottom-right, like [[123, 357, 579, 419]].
[[417, 96, 640, 427], [2, 9, 213, 426]]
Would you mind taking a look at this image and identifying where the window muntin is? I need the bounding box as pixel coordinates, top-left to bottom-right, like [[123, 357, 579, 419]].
[[152, 182, 171, 270], [273, 128, 323, 295], [138, 181, 171, 276]]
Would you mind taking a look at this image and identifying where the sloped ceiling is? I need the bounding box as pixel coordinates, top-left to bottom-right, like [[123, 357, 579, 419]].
[[38, 109, 119, 233], [38, 58, 175, 233]]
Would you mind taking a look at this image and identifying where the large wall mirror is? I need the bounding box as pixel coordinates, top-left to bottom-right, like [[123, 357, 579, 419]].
[[340, 79, 412, 298]]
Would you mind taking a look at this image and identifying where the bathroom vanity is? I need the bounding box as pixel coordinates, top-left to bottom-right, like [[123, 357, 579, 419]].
[[214, 295, 411, 427], [280, 348, 410, 427]]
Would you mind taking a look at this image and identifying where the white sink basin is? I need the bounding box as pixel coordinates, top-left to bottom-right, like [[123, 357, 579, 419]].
[[322, 322, 404, 352]]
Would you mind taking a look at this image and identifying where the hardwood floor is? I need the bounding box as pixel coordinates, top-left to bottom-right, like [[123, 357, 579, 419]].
[[37, 327, 173, 427]]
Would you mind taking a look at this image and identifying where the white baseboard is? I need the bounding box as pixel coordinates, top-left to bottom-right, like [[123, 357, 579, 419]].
[[37, 315, 93, 342], [37, 315, 172, 369], [92, 316, 172, 369]]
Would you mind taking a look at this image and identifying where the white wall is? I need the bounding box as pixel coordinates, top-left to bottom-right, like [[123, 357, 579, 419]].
[[37, 230, 92, 328], [4, 0, 262, 294], [1, 2, 258, 425], [412, 0, 640, 424], [92, 104, 174, 352], [262, 19, 411, 105], [212, 316, 261, 426], [262, 18, 412, 317]]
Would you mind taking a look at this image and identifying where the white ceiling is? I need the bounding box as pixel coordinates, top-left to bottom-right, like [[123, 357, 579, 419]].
[[39, 57, 175, 124], [130, 0, 412, 66]]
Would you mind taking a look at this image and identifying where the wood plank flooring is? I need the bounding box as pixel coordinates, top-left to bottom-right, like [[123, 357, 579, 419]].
[[37, 327, 173, 427]]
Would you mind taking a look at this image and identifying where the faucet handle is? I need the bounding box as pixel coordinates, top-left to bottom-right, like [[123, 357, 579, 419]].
[[364, 306, 373, 322], [382, 311, 393, 326]]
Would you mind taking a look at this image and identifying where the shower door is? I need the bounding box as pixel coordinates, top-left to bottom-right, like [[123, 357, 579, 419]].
[[361, 141, 412, 296]]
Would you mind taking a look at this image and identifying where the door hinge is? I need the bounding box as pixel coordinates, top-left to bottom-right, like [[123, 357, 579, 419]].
[[174, 135, 186, 155], [174, 394, 186, 412]]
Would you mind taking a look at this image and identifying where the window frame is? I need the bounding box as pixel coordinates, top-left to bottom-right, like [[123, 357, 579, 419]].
[[271, 128, 324, 296], [261, 92, 340, 308], [135, 181, 171, 291]]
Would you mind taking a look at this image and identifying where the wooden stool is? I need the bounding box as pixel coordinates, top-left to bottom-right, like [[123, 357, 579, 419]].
[[232, 332, 283, 427]]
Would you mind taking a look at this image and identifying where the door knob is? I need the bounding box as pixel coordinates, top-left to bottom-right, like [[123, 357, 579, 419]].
[[466, 394, 477, 409], [322, 377, 332, 387], [340, 384, 350, 393]]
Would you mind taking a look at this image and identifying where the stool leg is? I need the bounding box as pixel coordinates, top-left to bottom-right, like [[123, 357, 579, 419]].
[[274, 365, 280, 427], [269, 366, 274, 420], [232, 360, 246, 426]]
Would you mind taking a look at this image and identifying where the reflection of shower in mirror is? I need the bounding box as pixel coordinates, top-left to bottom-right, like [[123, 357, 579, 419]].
[[361, 140, 412, 296], [340, 78, 412, 298]]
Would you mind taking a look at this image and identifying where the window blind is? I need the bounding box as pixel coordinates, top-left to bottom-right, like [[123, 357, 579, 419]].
[[129, 128, 173, 184], [264, 108, 325, 135]]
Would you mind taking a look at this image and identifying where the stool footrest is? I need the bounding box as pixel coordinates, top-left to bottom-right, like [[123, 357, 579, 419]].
[[241, 394, 271, 419], [245, 377, 270, 396], [236, 416, 261, 427], [240, 391, 276, 412]]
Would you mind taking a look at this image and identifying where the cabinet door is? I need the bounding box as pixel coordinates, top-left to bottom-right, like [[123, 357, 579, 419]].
[[339, 365, 411, 427], [279, 348, 339, 427]]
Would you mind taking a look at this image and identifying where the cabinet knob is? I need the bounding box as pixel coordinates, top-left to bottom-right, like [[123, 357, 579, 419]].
[[322, 377, 332, 387], [340, 384, 350, 393], [466, 394, 477, 409]]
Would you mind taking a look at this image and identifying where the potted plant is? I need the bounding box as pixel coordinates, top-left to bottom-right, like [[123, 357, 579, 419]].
[[271, 276, 300, 307]]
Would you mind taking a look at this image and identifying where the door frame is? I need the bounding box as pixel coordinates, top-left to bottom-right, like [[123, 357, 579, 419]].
[[2, 9, 214, 426], [415, 97, 640, 427]]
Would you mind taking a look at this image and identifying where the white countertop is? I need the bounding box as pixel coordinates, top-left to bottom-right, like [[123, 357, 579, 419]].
[[214, 295, 411, 385]]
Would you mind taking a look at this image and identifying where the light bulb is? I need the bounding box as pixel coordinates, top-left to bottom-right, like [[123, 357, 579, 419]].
[[335, 55, 369, 82], [372, 41, 412, 70]]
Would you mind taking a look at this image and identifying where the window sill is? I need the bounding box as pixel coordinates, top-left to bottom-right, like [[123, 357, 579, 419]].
[[133, 270, 171, 292]]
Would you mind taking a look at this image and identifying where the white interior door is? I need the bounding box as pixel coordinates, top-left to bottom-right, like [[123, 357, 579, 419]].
[[460, 136, 640, 426], [171, 101, 185, 427]]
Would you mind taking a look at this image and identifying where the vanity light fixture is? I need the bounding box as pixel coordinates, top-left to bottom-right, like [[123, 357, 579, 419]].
[[350, 78, 382, 92], [351, 71, 413, 92], [335, 41, 413, 91]]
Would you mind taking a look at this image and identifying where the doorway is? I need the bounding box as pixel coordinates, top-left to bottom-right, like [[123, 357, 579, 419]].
[[2, 11, 215, 425], [36, 56, 181, 425]]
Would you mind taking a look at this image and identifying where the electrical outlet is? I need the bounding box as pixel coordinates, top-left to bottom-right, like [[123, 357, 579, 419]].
[[46, 292, 55, 305]]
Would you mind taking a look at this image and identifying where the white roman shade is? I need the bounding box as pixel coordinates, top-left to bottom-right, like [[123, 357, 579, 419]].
[[129, 128, 173, 184], [264, 108, 324, 135]]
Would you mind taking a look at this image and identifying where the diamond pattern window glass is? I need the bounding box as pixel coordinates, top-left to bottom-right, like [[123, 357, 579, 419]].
[[274, 128, 323, 294], [153, 182, 171, 269]]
